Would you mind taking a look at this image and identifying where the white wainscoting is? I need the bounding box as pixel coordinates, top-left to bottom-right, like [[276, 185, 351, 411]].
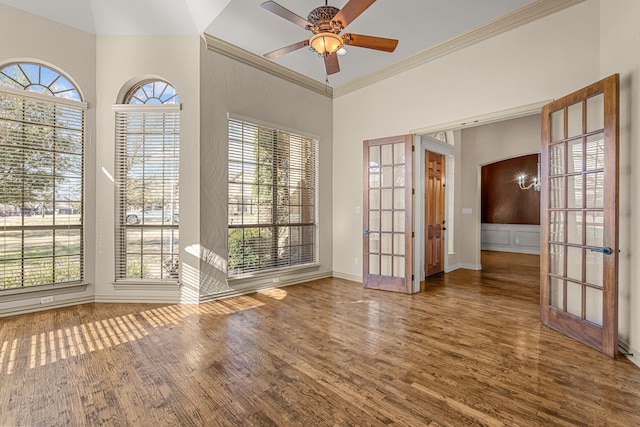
[[481, 223, 540, 254]]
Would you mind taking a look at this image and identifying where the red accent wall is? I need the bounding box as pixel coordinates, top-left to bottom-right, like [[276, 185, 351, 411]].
[[481, 154, 540, 225]]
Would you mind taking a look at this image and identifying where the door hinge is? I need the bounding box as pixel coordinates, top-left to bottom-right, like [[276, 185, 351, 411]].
[[412, 188, 415, 195], [412, 232, 415, 238], [412, 145, 415, 152], [412, 274, 415, 280]]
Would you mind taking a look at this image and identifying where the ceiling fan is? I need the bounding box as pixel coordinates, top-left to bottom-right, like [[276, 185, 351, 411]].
[[261, 0, 398, 75]]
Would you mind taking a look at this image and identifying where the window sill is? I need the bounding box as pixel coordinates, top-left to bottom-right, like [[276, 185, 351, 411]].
[[228, 263, 320, 284], [112, 280, 181, 291], [0, 282, 89, 301]]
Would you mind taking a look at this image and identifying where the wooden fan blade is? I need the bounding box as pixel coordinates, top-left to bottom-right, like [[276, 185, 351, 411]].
[[343, 33, 398, 52], [324, 54, 340, 75], [264, 40, 309, 59], [261, 1, 311, 30], [332, 0, 376, 29]]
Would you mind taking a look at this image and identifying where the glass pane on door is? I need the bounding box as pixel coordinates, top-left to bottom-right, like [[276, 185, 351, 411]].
[[586, 94, 604, 133], [545, 92, 608, 326], [586, 132, 605, 170], [366, 140, 409, 279], [541, 74, 619, 357], [550, 277, 564, 309], [586, 250, 603, 287], [566, 281, 583, 317], [585, 286, 603, 325]]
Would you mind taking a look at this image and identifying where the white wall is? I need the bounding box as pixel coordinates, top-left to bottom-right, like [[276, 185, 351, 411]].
[[199, 43, 333, 298], [0, 4, 97, 314], [333, 0, 640, 362], [481, 224, 541, 254], [94, 35, 201, 303], [332, 0, 600, 280], [459, 115, 541, 268], [599, 0, 640, 360]]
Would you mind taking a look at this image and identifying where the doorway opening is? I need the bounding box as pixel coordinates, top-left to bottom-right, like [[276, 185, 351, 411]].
[[412, 103, 547, 292]]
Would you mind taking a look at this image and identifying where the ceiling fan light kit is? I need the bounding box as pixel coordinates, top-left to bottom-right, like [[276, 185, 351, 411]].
[[309, 32, 343, 56], [261, 0, 398, 76]]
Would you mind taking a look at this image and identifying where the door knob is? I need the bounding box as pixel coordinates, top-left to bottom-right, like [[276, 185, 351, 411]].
[[590, 247, 612, 255]]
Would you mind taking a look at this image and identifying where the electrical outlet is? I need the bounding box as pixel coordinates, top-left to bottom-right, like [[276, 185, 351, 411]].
[[40, 296, 54, 304], [354, 257, 359, 265], [272, 277, 280, 283]]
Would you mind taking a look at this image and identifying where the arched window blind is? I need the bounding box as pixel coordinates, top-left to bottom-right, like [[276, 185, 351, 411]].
[[228, 116, 318, 276], [0, 63, 85, 290], [114, 80, 180, 281]]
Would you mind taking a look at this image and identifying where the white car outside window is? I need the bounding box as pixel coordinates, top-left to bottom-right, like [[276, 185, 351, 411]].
[[125, 206, 178, 224]]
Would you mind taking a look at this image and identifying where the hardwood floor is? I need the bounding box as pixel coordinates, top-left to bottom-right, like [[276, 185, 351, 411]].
[[1, 251, 640, 426]]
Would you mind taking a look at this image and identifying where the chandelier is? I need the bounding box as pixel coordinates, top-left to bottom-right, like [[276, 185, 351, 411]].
[[517, 154, 541, 191]]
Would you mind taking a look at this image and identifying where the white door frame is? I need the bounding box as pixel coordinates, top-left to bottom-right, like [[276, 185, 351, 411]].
[[412, 135, 453, 293], [410, 101, 551, 292]]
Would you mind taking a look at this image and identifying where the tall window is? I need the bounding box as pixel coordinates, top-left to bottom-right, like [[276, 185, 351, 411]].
[[0, 63, 85, 290], [228, 117, 318, 276], [114, 80, 180, 281]]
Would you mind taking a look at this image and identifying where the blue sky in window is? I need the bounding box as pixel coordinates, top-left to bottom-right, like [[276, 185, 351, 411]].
[[0, 63, 81, 101], [129, 80, 179, 104]]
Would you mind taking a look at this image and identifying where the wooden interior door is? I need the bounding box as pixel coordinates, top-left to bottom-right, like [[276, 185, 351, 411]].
[[425, 151, 445, 277], [363, 135, 413, 293], [540, 74, 619, 357]]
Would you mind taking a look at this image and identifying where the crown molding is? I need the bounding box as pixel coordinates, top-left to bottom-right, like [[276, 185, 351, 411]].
[[410, 100, 552, 135], [203, 33, 333, 98], [333, 0, 585, 98], [202, 0, 583, 100]]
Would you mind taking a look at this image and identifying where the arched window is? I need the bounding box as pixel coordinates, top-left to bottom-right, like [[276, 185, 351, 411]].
[[0, 63, 85, 290], [125, 80, 179, 105], [0, 62, 81, 100], [114, 79, 180, 281]]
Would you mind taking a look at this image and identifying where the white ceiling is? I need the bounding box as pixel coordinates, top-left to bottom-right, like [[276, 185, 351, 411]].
[[1, 0, 538, 87]]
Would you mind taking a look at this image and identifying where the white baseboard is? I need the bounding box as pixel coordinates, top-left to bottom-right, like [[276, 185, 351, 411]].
[[451, 263, 482, 271], [93, 294, 182, 304], [331, 271, 362, 283], [200, 271, 333, 302], [445, 264, 461, 273], [0, 296, 94, 318], [481, 245, 541, 255], [618, 339, 640, 368], [481, 223, 540, 255]]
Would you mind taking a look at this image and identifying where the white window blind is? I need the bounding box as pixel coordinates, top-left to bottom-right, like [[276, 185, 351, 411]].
[[114, 104, 180, 280], [0, 89, 85, 289], [228, 117, 318, 276]]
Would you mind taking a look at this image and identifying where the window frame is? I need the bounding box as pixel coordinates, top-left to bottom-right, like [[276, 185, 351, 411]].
[[227, 114, 319, 279], [0, 64, 87, 293], [113, 80, 181, 284]]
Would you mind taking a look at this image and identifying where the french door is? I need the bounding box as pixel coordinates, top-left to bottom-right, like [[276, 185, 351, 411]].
[[362, 135, 413, 293], [425, 151, 445, 277], [540, 74, 619, 357]]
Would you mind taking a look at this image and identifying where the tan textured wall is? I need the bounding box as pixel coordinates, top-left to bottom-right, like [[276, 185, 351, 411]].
[[199, 44, 333, 297], [0, 4, 97, 313]]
